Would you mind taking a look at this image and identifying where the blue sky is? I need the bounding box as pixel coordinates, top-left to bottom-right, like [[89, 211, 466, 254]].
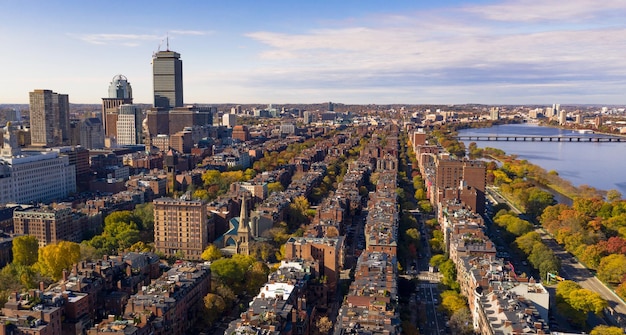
[[2, 0, 626, 105]]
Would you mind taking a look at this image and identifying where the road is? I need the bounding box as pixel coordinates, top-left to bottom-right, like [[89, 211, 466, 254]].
[[539, 229, 626, 327], [409, 210, 448, 335]]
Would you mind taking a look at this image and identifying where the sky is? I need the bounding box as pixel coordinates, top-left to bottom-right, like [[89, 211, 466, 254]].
[[2, 0, 626, 106]]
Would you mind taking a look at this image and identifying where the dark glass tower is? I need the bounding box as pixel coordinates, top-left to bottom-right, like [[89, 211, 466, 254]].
[[152, 50, 183, 108]]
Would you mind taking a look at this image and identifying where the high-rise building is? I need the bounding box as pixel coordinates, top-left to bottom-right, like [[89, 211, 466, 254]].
[[80, 118, 105, 149], [29, 89, 70, 147], [116, 104, 143, 146], [490, 107, 500, 121], [153, 195, 209, 260], [102, 75, 133, 141], [222, 113, 236, 128], [152, 50, 183, 108]]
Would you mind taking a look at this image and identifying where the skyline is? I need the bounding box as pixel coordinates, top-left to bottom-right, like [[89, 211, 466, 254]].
[[2, 0, 626, 105]]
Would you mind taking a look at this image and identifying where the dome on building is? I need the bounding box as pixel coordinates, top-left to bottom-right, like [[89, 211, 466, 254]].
[[108, 74, 133, 99]]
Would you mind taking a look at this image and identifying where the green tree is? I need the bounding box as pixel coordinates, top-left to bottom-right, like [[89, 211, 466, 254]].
[[36, 241, 81, 281], [201, 244, 223, 262], [440, 259, 459, 290], [429, 254, 447, 268], [515, 232, 542, 255], [133, 202, 154, 231], [12, 235, 39, 266], [246, 261, 270, 294]]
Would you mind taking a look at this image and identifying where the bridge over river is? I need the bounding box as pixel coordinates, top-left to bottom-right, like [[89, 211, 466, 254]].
[[456, 135, 625, 142]]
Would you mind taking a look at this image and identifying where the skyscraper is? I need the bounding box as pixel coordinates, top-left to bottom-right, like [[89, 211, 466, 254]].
[[29, 89, 70, 147], [152, 50, 183, 108], [102, 75, 133, 141], [116, 104, 142, 145]]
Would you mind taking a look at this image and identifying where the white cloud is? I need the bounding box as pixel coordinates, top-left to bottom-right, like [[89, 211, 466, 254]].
[[68, 29, 212, 46], [68, 33, 162, 45], [462, 0, 626, 22], [169, 29, 213, 36]]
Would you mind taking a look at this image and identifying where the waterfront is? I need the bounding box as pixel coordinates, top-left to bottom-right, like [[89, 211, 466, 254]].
[[458, 123, 626, 196]]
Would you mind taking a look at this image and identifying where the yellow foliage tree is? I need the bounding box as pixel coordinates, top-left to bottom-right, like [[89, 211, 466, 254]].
[[201, 244, 223, 262], [36, 241, 81, 281]]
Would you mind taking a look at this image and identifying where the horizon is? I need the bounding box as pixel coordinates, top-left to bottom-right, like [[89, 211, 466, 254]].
[[2, 0, 626, 105]]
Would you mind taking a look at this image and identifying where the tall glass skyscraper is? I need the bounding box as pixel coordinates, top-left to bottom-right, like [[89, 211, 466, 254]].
[[152, 50, 183, 108]]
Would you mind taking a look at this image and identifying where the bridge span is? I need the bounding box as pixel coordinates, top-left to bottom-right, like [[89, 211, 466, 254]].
[[456, 135, 624, 142]]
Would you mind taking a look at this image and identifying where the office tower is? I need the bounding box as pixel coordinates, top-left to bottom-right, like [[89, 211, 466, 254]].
[[102, 75, 133, 140], [303, 111, 312, 124], [222, 113, 236, 128], [559, 110, 567, 125], [29, 89, 70, 147], [152, 50, 183, 108], [80, 118, 105, 149], [490, 107, 500, 121], [116, 104, 143, 146], [153, 196, 209, 260]]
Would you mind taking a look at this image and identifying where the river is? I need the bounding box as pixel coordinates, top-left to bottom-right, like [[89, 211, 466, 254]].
[[458, 123, 626, 196]]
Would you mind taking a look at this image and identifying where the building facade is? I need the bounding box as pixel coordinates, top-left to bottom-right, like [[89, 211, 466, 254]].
[[102, 74, 134, 141], [29, 89, 70, 147], [116, 104, 143, 146], [152, 50, 183, 109], [153, 196, 209, 260], [0, 123, 76, 204]]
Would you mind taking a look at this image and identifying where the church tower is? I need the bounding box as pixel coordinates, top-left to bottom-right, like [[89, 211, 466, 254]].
[[1, 122, 20, 158], [236, 192, 253, 256]]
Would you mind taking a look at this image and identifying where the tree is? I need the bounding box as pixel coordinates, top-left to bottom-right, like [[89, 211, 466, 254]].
[[448, 307, 474, 335], [12, 235, 39, 266], [201, 244, 223, 262], [326, 226, 339, 237], [202, 293, 226, 326], [405, 228, 420, 243], [568, 288, 607, 315], [429, 254, 447, 268], [591, 325, 625, 335], [246, 261, 270, 295], [515, 232, 541, 255], [440, 259, 459, 290], [316, 316, 333, 334], [36, 241, 81, 280], [598, 254, 626, 284], [133, 202, 154, 232], [606, 190, 623, 203], [267, 181, 284, 194], [440, 290, 467, 316]]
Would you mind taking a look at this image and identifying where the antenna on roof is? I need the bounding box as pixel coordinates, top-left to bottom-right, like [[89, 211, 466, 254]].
[[166, 32, 170, 51]]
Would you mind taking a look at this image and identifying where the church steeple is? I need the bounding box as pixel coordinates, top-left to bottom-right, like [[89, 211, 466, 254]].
[[1, 122, 20, 158], [237, 192, 250, 233], [236, 192, 252, 256]]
